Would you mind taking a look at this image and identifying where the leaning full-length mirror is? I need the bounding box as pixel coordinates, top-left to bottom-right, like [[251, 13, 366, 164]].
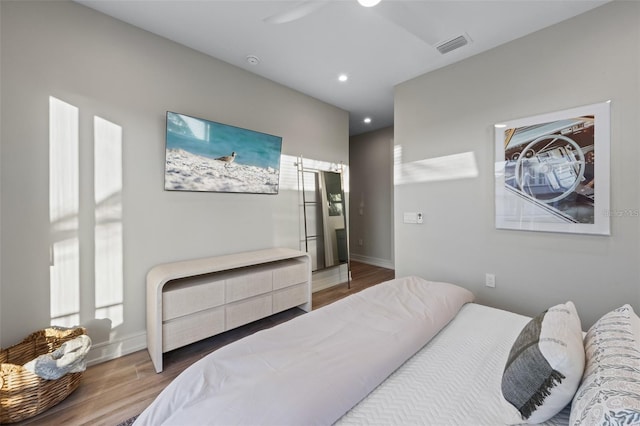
[[298, 160, 349, 280]]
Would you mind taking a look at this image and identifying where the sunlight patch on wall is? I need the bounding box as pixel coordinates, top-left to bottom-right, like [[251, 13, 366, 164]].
[[49, 97, 125, 337], [278, 154, 299, 191], [50, 239, 80, 327], [49, 96, 80, 327], [94, 116, 124, 328], [280, 155, 349, 192], [297, 157, 349, 192], [394, 149, 479, 185]]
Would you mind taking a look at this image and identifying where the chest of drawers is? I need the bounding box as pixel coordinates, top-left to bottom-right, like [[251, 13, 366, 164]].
[[146, 248, 311, 372]]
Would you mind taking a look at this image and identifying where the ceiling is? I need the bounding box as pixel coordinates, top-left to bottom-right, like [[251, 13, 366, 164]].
[[76, 0, 608, 136]]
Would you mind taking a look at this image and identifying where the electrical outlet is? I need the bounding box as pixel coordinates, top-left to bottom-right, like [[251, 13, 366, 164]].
[[358, 239, 363, 246], [485, 273, 496, 288]]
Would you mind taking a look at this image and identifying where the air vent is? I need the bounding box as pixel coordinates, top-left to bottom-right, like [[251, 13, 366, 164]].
[[435, 34, 470, 54]]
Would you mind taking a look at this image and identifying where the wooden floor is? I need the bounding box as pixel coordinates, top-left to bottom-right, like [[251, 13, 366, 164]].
[[16, 261, 394, 426]]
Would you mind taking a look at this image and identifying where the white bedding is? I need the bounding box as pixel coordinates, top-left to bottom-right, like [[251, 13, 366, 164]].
[[337, 303, 571, 426], [135, 276, 474, 426]]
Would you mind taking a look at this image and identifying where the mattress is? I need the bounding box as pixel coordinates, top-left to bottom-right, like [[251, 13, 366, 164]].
[[336, 303, 571, 426]]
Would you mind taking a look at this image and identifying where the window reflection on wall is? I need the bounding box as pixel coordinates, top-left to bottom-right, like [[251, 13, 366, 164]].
[[49, 97, 124, 340], [49, 97, 80, 327], [94, 117, 123, 328], [394, 145, 478, 185], [278, 154, 299, 191]]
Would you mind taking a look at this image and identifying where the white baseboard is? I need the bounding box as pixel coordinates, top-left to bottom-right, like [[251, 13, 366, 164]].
[[349, 254, 394, 270], [85, 331, 147, 366]]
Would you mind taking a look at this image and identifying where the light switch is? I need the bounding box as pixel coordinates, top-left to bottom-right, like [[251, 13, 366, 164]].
[[403, 212, 418, 224], [404, 212, 424, 224], [485, 273, 496, 288]]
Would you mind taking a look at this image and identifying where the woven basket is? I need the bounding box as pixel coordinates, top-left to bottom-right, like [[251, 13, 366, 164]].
[[0, 327, 86, 424]]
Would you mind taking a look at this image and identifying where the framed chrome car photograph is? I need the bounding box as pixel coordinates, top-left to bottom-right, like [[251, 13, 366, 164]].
[[494, 101, 611, 235]]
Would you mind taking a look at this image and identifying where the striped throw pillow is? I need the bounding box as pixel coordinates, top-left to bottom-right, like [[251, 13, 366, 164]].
[[501, 301, 585, 424]]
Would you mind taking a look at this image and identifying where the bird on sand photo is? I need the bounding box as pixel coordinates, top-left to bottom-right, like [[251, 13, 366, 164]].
[[215, 151, 236, 167]]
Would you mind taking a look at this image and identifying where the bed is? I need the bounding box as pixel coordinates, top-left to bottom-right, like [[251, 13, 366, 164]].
[[135, 276, 640, 426], [336, 303, 570, 425]]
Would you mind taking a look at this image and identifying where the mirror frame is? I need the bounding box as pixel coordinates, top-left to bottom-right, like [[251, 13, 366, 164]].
[[297, 157, 350, 287]]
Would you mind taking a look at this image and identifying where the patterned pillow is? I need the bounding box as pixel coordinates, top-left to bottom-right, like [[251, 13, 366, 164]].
[[501, 301, 585, 424], [569, 305, 640, 426]]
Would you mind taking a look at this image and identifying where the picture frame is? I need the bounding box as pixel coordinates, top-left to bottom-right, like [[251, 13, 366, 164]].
[[494, 101, 611, 235], [164, 112, 283, 194]]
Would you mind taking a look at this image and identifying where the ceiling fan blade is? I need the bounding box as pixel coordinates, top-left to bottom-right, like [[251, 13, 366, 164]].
[[263, 1, 330, 25]]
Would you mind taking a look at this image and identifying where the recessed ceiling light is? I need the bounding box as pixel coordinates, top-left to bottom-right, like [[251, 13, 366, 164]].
[[358, 0, 381, 7], [338, 74, 348, 82], [364, 117, 372, 124]]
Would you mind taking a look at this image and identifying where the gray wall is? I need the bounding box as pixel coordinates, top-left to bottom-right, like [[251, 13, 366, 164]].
[[394, 1, 640, 329], [349, 127, 394, 269], [0, 1, 348, 349]]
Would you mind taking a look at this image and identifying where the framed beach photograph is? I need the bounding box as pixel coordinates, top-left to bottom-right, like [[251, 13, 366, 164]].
[[164, 111, 283, 194], [494, 101, 611, 235]]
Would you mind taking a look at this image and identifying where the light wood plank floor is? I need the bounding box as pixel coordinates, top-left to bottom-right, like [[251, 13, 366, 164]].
[[16, 261, 394, 426]]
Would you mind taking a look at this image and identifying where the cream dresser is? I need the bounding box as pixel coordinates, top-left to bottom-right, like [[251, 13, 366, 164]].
[[146, 247, 311, 373]]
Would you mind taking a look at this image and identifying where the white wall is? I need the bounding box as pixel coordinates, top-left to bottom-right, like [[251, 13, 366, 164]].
[[349, 127, 394, 269], [0, 1, 348, 352], [394, 1, 639, 329]]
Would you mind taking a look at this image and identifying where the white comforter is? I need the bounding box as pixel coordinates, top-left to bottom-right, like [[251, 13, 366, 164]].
[[337, 303, 571, 426], [135, 276, 474, 426]]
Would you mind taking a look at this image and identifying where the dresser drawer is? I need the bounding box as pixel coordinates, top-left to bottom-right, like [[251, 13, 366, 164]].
[[226, 269, 272, 302], [162, 307, 225, 352], [272, 260, 309, 290], [163, 276, 225, 321], [226, 294, 272, 330], [273, 283, 308, 313]]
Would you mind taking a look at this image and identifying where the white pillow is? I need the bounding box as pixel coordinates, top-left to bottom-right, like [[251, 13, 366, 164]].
[[501, 301, 585, 424], [569, 305, 640, 426]]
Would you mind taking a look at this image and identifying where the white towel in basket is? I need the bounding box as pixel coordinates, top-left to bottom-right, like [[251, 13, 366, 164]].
[[23, 334, 92, 380]]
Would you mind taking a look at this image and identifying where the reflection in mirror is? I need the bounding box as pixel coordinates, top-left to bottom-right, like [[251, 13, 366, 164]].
[[323, 171, 348, 265], [297, 158, 349, 285]]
